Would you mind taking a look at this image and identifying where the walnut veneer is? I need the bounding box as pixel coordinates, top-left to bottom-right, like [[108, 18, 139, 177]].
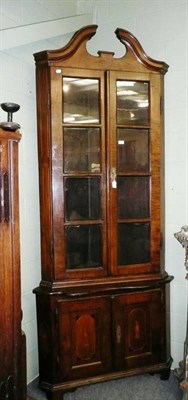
[[33, 25, 173, 400]]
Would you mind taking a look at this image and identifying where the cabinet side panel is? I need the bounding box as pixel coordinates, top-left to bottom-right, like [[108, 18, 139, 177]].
[[159, 78, 165, 273], [150, 74, 165, 274], [165, 283, 171, 361], [35, 294, 58, 383], [36, 65, 54, 281]]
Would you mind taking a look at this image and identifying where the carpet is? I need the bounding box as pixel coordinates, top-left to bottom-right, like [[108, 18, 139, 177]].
[[27, 371, 183, 400]]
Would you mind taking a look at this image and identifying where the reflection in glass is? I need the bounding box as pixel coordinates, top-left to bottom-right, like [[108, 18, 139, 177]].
[[63, 77, 100, 124], [65, 178, 101, 221], [118, 177, 150, 219], [118, 223, 150, 265], [117, 128, 149, 172], [116, 81, 149, 125], [65, 225, 102, 269], [64, 127, 101, 173]]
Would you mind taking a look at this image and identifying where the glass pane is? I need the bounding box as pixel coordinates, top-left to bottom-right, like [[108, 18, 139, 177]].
[[118, 223, 150, 265], [118, 177, 150, 219], [117, 128, 149, 172], [116, 81, 149, 125], [64, 127, 101, 173], [65, 225, 102, 269], [65, 178, 101, 221], [63, 77, 100, 124]]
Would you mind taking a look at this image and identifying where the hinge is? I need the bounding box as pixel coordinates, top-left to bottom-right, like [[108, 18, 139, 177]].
[[116, 324, 121, 344]]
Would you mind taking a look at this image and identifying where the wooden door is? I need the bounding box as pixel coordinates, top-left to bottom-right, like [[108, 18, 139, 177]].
[[108, 71, 163, 277], [112, 289, 166, 370], [49, 67, 108, 282], [58, 296, 111, 380]]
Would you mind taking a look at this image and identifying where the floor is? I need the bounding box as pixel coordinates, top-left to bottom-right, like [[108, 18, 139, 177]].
[[27, 371, 183, 400]]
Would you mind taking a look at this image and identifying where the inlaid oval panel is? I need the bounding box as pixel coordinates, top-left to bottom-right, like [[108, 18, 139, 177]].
[[75, 314, 96, 361], [128, 308, 147, 352]]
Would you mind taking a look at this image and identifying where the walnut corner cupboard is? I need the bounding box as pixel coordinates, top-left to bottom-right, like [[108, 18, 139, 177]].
[[33, 25, 173, 400]]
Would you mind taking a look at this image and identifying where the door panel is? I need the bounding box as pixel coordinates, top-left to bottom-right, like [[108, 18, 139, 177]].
[[58, 296, 111, 380], [51, 68, 107, 280], [108, 71, 161, 276], [112, 289, 165, 370]]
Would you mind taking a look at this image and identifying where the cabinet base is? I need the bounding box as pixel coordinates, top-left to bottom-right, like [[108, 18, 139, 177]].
[[40, 358, 173, 400]]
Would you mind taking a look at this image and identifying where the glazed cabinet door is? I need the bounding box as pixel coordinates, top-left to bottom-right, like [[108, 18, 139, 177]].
[[57, 296, 111, 380], [112, 289, 166, 370], [50, 67, 108, 281], [108, 71, 162, 277]]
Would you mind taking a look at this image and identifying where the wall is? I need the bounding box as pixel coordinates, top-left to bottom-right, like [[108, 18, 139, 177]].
[[86, 0, 188, 371], [0, 0, 187, 384], [0, 0, 92, 383]]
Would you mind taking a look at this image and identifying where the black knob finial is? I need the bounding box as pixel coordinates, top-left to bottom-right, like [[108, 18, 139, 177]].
[[0, 102, 21, 131]]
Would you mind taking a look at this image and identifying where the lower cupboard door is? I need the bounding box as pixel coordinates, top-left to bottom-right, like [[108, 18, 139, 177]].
[[112, 289, 165, 370], [58, 296, 111, 380]]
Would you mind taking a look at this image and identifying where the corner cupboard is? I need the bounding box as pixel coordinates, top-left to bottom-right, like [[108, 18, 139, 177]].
[[33, 25, 173, 400]]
